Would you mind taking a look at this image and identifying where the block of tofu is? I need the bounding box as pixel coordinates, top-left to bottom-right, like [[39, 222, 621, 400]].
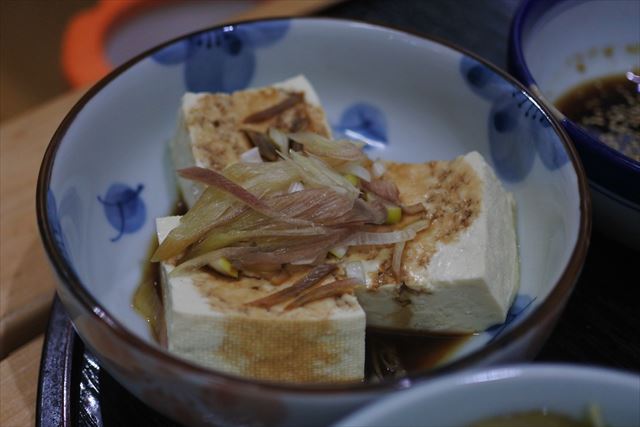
[[349, 151, 519, 334], [156, 216, 365, 383], [172, 75, 332, 207]]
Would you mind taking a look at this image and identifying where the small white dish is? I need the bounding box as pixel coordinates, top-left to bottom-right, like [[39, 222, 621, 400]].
[[336, 364, 640, 427], [509, 0, 640, 249]]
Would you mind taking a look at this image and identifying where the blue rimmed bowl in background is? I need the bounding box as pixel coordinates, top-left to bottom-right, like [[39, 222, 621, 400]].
[[509, 0, 640, 249], [335, 364, 640, 427], [37, 18, 590, 427]]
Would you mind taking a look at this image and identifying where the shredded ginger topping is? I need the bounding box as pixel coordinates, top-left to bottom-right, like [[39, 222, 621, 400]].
[[153, 129, 431, 308]]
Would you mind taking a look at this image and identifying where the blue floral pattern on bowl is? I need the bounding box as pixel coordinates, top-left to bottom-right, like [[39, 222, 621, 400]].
[[152, 20, 290, 93], [97, 183, 146, 242], [460, 57, 568, 181], [486, 294, 536, 343], [333, 103, 388, 150]]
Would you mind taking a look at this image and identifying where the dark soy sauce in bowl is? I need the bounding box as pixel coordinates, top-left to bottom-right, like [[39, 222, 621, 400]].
[[555, 71, 640, 161]]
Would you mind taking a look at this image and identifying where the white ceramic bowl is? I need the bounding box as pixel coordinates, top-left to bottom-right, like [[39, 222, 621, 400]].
[[335, 364, 640, 427], [509, 0, 640, 249], [37, 18, 590, 427]]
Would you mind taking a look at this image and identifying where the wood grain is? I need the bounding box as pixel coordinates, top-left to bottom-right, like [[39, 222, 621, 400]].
[[0, 1, 87, 122], [0, 334, 44, 427], [231, 0, 343, 21], [0, 89, 85, 358]]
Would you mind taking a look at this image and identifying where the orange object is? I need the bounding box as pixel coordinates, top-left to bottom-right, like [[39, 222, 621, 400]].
[[62, 0, 333, 88], [62, 0, 171, 87]]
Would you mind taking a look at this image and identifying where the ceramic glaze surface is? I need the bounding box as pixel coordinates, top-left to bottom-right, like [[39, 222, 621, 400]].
[[522, 0, 638, 102], [509, 0, 639, 249], [39, 18, 589, 427], [335, 365, 640, 427]]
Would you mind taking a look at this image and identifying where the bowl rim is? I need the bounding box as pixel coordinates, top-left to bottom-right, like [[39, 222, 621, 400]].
[[334, 363, 640, 426], [508, 0, 640, 174], [36, 16, 592, 394]]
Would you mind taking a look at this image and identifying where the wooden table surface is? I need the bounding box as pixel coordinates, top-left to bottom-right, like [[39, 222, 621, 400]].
[[0, 2, 340, 425], [1, 89, 85, 426]]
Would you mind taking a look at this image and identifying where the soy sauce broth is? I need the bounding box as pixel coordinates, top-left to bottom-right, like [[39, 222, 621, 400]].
[[132, 200, 187, 345], [132, 247, 166, 345], [133, 199, 469, 382], [134, 263, 469, 382], [471, 409, 602, 427], [554, 71, 640, 161], [365, 330, 468, 382]]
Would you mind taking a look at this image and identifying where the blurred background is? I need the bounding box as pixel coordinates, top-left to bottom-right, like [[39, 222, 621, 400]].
[[0, 0, 339, 123], [1, 1, 90, 122]]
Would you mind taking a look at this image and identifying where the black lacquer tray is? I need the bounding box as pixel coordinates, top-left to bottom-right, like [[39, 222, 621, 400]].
[[37, 1, 640, 426]]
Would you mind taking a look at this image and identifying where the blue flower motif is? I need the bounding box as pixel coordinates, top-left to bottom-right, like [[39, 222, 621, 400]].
[[460, 56, 511, 102], [534, 116, 569, 170], [488, 94, 537, 181], [460, 56, 568, 181], [152, 20, 290, 93], [333, 103, 388, 150], [486, 294, 536, 343], [97, 184, 146, 242], [47, 190, 70, 261]]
